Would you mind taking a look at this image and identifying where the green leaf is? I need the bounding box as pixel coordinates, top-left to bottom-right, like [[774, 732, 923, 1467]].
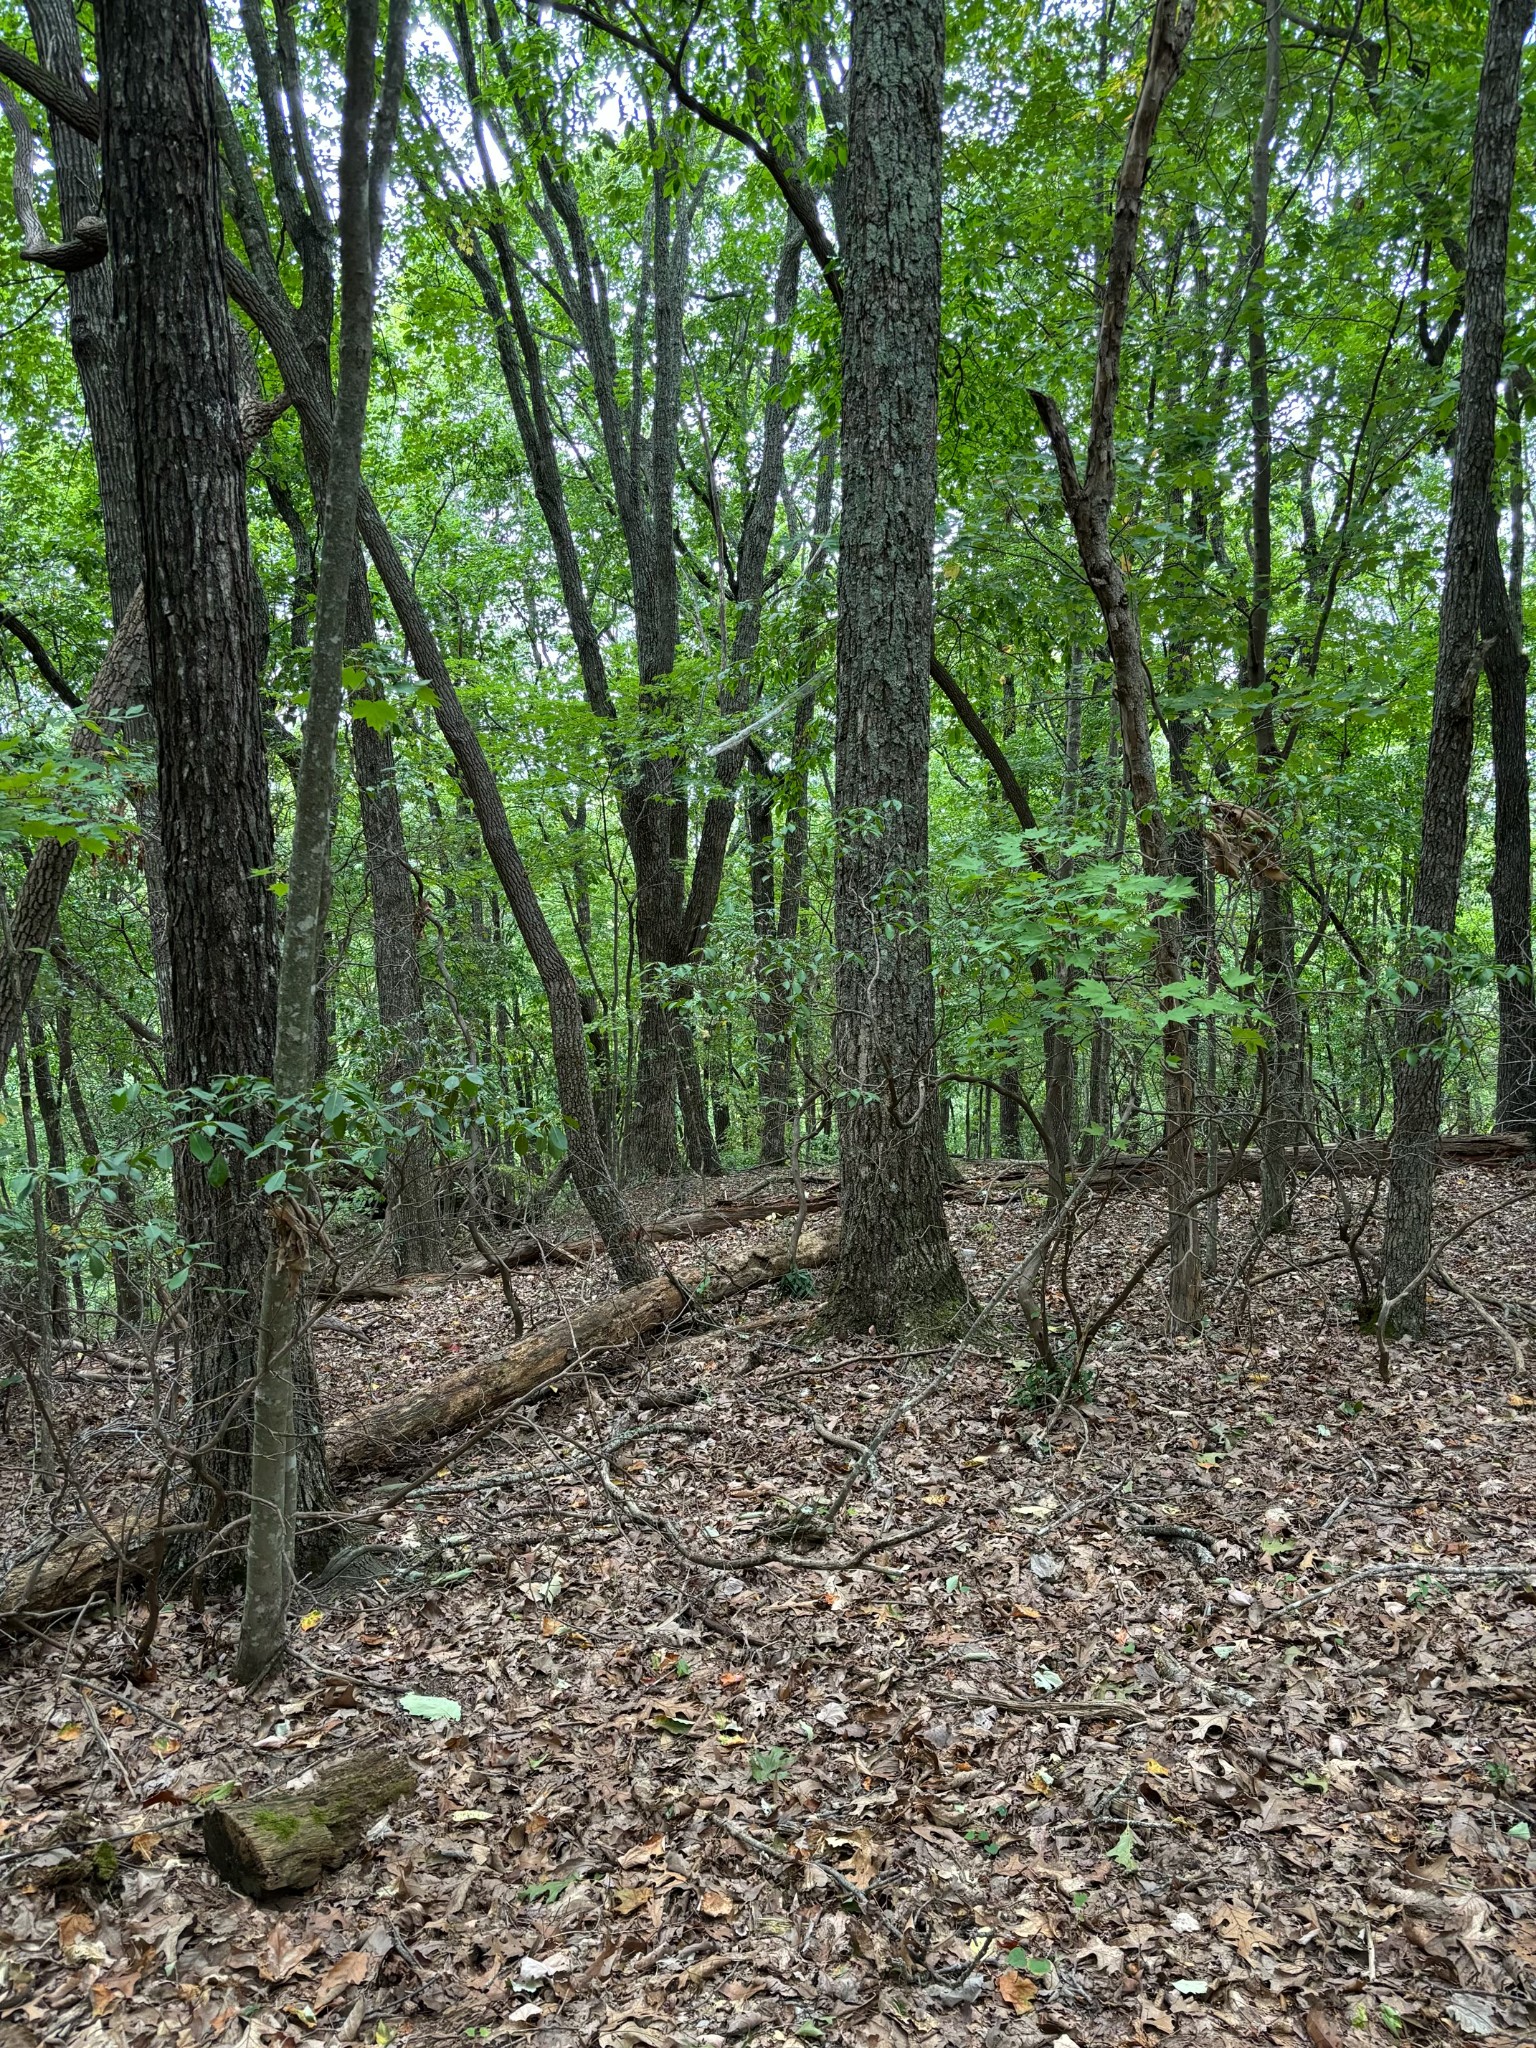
[[398, 1692, 462, 1721], [187, 1129, 215, 1163], [207, 1154, 230, 1188], [1109, 1826, 1139, 1872]]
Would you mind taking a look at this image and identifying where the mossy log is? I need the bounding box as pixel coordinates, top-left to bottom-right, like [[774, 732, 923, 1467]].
[[202, 1751, 418, 1896]]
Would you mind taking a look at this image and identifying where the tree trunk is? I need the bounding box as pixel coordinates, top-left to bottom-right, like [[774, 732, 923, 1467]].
[[98, 0, 326, 1554], [1244, 0, 1302, 1238], [1383, 0, 1535, 1334], [56, 1002, 143, 1324], [1030, 0, 1201, 1331], [25, 1007, 71, 1339], [349, 594, 447, 1274], [824, 0, 967, 1339], [24, 0, 175, 1052], [1487, 515, 1536, 1135], [237, 0, 402, 1686]]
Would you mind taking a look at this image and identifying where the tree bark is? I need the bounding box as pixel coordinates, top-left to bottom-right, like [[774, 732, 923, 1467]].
[[97, 0, 322, 1551], [1030, 0, 1201, 1330], [24, 0, 174, 1051], [1244, 0, 1302, 1237], [203, 1752, 418, 1897], [1487, 514, 1536, 1135], [1383, 0, 1535, 1334], [823, 0, 967, 1339], [350, 695, 446, 1270]]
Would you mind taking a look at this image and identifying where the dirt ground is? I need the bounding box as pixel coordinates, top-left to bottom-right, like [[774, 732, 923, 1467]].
[[1, 1165, 1533, 2048]]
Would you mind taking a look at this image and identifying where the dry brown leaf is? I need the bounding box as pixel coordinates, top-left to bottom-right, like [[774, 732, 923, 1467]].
[[618, 1834, 664, 1868], [996, 1968, 1037, 2012], [1304, 2007, 1347, 2048], [698, 1889, 736, 1919], [611, 1884, 654, 1917], [256, 1921, 320, 1984], [312, 1951, 370, 2012]]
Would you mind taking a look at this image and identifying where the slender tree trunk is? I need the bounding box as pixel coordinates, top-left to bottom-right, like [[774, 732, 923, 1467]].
[[824, 0, 967, 1338], [1383, 0, 1535, 1334], [56, 1002, 143, 1323], [1245, 0, 1302, 1236], [348, 583, 447, 1272], [1031, 0, 1201, 1330], [25, 1007, 71, 1339], [1486, 513, 1536, 1133]]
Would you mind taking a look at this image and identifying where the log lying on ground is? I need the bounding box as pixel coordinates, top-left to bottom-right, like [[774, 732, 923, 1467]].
[[0, 1220, 841, 1631], [972, 1131, 1535, 1191], [202, 1750, 417, 1896], [459, 1188, 841, 1276], [328, 1218, 839, 1476], [0, 1507, 165, 1629]]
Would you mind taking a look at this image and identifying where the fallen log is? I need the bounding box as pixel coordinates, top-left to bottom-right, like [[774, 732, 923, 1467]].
[[202, 1750, 417, 1896], [0, 1221, 840, 1632], [0, 1507, 167, 1628], [328, 1218, 839, 1476], [459, 1189, 841, 1277]]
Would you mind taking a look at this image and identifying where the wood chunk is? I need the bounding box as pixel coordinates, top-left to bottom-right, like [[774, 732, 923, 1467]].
[[201, 1751, 417, 1897]]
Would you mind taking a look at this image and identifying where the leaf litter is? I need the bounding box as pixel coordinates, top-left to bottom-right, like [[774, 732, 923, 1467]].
[[0, 1167, 1533, 2047]]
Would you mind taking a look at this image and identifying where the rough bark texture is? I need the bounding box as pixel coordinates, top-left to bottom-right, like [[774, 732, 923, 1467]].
[[823, 0, 966, 1338], [202, 1752, 417, 1897], [98, 0, 326, 1539], [1486, 515, 1536, 1135], [1383, 0, 1535, 1333], [25, 0, 174, 1056]]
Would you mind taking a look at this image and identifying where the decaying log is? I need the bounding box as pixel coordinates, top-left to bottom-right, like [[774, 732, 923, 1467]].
[[459, 1188, 841, 1277], [0, 1507, 166, 1629], [202, 1751, 417, 1896], [328, 1219, 840, 1476], [0, 1220, 841, 1632]]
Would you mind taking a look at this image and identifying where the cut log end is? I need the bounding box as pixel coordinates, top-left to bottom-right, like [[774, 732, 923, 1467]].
[[201, 1751, 417, 1897]]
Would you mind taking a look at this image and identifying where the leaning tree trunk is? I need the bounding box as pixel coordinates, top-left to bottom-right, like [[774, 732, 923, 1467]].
[[1383, 0, 1535, 1334], [97, 0, 327, 1551], [1030, 0, 1201, 1330], [824, 0, 967, 1339]]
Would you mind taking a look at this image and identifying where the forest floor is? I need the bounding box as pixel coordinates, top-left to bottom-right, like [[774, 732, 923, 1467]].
[[1, 1165, 1534, 2048]]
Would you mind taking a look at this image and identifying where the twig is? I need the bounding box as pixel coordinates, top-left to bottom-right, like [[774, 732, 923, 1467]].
[[938, 1690, 1150, 1720], [1259, 1561, 1532, 1624]]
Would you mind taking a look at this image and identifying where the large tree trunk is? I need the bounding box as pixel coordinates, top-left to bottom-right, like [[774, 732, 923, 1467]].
[[25, 0, 174, 1054], [823, 0, 967, 1339], [97, 0, 328, 1550], [1383, 0, 1535, 1334]]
